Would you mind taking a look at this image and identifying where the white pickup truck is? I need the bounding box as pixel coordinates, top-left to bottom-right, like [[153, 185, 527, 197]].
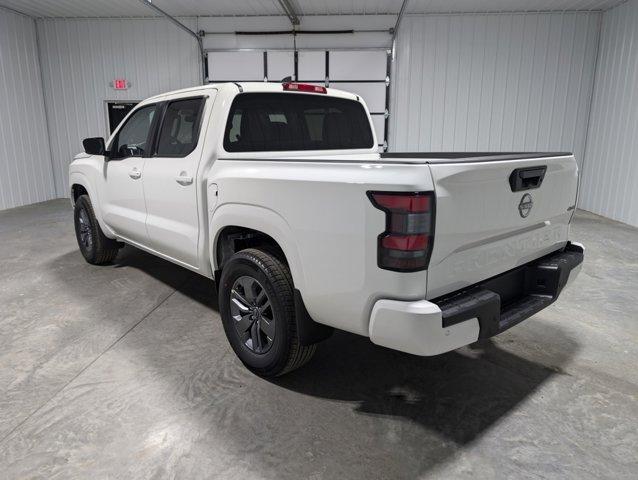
[[70, 82, 584, 376]]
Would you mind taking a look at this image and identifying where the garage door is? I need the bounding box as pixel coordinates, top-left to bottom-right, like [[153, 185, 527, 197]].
[[207, 49, 390, 150]]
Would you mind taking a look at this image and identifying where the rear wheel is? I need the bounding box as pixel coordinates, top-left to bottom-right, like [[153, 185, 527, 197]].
[[219, 248, 316, 377], [74, 194, 120, 265]]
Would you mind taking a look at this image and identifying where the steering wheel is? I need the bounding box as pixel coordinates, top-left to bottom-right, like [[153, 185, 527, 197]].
[[119, 142, 145, 157]]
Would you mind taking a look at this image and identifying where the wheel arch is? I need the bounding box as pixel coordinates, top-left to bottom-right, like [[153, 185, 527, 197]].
[[69, 172, 114, 239], [215, 226, 287, 270], [211, 204, 333, 346], [210, 203, 305, 292], [70, 183, 88, 203]]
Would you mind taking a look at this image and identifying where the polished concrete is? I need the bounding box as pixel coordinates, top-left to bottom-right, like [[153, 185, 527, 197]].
[[0, 199, 636, 479]]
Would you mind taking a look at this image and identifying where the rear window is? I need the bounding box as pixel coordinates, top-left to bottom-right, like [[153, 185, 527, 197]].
[[223, 93, 374, 152]]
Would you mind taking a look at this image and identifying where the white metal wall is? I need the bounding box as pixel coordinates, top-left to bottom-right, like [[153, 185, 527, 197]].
[[36, 17, 201, 197], [4, 9, 634, 228], [390, 12, 601, 170], [0, 8, 56, 210], [581, 0, 638, 227]]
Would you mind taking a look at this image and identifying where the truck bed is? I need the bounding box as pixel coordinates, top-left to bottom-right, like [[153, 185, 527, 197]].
[[381, 152, 572, 163]]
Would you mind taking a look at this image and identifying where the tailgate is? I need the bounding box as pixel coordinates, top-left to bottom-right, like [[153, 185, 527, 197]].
[[426, 154, 578, 299]]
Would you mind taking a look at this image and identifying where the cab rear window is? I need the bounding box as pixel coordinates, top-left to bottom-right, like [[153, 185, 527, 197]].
[[223, 93, 374, 152]]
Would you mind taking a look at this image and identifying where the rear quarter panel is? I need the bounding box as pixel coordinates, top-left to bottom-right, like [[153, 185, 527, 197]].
[[209, 159, 433, 336]]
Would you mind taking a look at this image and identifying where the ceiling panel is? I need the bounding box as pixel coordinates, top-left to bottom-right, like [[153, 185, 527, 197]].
[[0, 0, 626, 18], [0, 0, 150, 17], [294, 0, 401, 15], [154, 0, 282, 17], [295, 0, 625, 15], [0, 0, 282, 18], [405, 0, 625, 14]]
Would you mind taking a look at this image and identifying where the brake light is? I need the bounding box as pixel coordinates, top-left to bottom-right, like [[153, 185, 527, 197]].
[[368, 191, 435, 272], [282, 82, 327, 94], [381, 234, 428, 251]]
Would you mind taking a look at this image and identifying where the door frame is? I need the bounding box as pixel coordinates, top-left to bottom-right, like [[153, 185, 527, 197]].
[[140, 94, 210, 270]]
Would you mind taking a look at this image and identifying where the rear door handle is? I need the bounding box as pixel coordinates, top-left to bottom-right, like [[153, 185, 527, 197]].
[[175, 172, 193, 186], [129, 168, 141, 180]]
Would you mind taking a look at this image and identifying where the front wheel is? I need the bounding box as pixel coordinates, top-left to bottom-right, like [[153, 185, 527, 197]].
[[74, 194, 121, 265], [219, 248, 316, 377]]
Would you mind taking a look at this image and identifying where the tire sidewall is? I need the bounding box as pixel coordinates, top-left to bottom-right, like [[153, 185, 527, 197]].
[[74, 196, 97, 263], [219, 252, 292, 374]]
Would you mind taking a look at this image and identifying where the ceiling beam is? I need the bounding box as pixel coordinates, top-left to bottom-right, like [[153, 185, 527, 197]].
[[277, 0, 300, 26], [0, 3, 36, 18], [391, 0, 410, 42]]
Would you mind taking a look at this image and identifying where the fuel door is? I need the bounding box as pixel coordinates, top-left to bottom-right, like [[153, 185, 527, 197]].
[[207, 182, 219, 218]]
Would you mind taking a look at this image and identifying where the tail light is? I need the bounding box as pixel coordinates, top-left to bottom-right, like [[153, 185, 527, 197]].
[[368, 191, 435, 272], [282, 82, 327, 94]]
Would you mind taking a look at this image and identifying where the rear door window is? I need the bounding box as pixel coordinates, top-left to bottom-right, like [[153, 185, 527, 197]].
[[223, 93, 374, 152], [156, 97, 205, 157]]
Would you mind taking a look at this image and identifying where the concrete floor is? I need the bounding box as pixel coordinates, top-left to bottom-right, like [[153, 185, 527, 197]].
[[0, 199, 636, 480]]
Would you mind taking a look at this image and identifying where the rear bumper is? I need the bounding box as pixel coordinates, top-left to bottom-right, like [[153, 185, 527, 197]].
[[369, 242, 584, 356]]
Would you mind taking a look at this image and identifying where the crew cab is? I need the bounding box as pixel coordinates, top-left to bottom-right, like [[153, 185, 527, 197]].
[[69, 82, 584, 376]]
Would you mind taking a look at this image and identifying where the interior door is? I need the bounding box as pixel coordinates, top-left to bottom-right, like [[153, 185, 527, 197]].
[[142, 94, 213, 268], [100, 103, 158, 244], [106, 101, 138, 135]]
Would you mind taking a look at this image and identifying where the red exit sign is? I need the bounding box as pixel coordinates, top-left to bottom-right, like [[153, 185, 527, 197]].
[[113, 79, 128, 90]]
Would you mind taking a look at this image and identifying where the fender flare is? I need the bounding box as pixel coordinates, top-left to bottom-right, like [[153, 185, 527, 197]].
[[209, 203, 306, 292], [209, 203, 332, 346], [68, 172, 115, 239]]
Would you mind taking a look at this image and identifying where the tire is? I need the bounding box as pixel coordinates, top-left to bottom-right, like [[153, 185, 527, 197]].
[[219, 248, 316, 377], [74, 194, 120, 265]]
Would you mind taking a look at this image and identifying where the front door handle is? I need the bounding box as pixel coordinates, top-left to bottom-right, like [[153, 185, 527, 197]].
[[175, 172, 193, 186], [129, 168, 141, 180]]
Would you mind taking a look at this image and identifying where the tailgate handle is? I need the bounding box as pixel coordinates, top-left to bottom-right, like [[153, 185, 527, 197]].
[[509, 166, 547, 192]]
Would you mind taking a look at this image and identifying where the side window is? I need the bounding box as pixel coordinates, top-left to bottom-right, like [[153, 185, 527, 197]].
[[110, 105, 156, 159], [156, 98, 205, 157]]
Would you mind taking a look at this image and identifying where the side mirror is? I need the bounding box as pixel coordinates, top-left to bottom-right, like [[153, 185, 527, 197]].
[[83, 137, 106, 156]]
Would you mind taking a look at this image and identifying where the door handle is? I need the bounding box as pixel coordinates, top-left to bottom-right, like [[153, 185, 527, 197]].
[[175, 172, 193, 186], [129, 168, 141, 180]]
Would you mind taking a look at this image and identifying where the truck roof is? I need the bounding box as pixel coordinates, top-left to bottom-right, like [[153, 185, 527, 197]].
[[145, 82, 360, 103]]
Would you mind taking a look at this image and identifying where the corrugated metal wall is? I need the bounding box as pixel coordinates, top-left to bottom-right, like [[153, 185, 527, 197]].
[[0, 8, 56, 210], [5, 9, 637, 227], [581, 0, 638, 227], [36, 17, 201, 197], [390, 12, 601, 170]]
